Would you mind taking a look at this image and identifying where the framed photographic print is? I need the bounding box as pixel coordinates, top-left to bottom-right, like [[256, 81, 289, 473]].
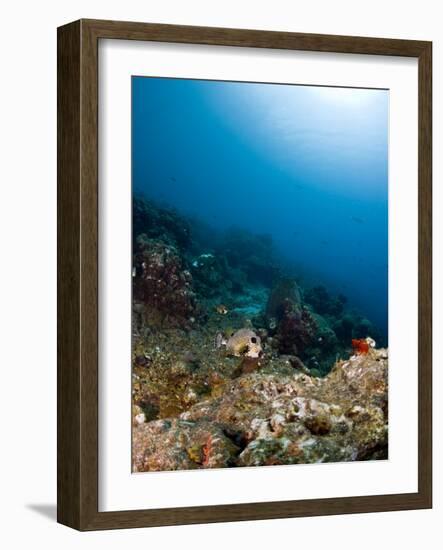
[[57, 19, 432, 530]]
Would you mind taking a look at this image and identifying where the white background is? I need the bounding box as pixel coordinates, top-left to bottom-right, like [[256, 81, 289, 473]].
[[0, 0, 441, 548]]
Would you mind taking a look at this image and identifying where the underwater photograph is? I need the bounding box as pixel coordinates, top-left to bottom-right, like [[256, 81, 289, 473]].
[[131, 77, 389, 472]]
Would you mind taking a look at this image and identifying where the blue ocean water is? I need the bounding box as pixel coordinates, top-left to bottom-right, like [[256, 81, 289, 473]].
[[132, 77, 388, 341]]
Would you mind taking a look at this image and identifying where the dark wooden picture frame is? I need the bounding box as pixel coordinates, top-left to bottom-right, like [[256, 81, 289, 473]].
[[57, 19, 432, 531]]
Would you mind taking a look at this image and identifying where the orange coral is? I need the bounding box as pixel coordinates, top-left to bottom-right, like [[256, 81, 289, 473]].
[[202, 435, 212, 467], [351, 338, 370, 355]]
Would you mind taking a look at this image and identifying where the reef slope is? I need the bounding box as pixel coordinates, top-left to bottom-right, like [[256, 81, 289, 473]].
[[131, 196, 388, 471], [133, 348, 388, 471]]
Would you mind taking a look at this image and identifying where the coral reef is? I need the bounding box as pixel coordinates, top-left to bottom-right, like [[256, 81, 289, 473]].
[[265, 277, 303, 322], [190, 253, 227, 298], [133, 196, 192, 249], [131, 195, 388, 470], [133, 234, 199, 328], [218, 228, 280, 287], [133, 419, 241, 471], [305, 285, 347, 317], [264, 278, 337, 373], [133, 347, 388, 471]]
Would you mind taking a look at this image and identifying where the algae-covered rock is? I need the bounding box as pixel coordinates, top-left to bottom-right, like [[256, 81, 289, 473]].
[[265, 277, 302, 322], [133, 235, 199, 328], [132, 419, 240, 471], [133, 348, 388, 471]]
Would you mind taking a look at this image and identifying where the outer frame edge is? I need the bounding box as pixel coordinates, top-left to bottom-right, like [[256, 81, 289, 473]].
[[57, 19, 432, 531]]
